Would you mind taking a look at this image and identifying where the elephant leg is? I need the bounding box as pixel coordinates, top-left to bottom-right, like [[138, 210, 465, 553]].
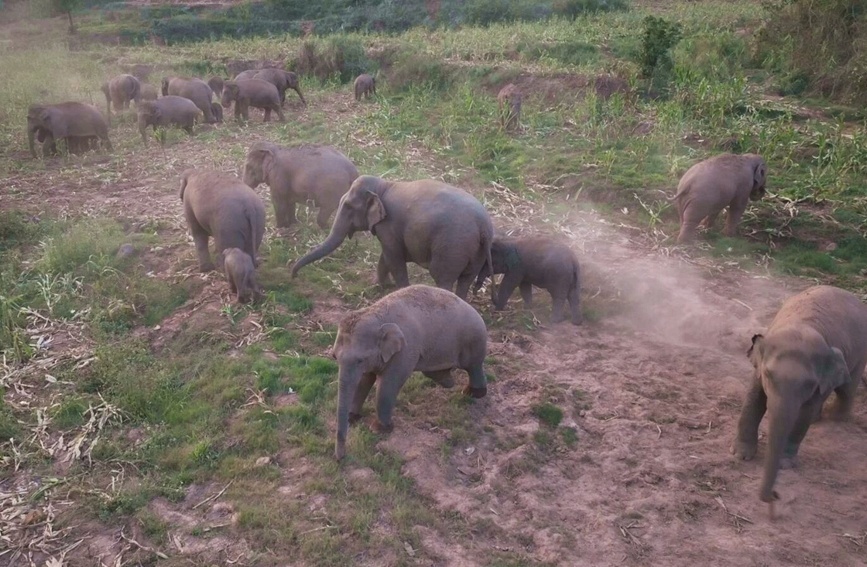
[[376, 253, 394, 287], [429, 255, 465, 297], [677, 208, 703, 244], [423, 369, 455, 388], [520, 281, 533, 308], [273, 199, 298, 228], [494, 270, 523, 311], [380, 249, 409, 288], [702, 211, 719, 230], [463, 364, 488, 398], [263, 108, 271, 122], [191, 229, 214, 272], [724, 206, 745, 237], [228, 277, 237, 295], [315, 207, 332, 230], [568, 284, 583, 325], [454, 272, 476, 301], [274, 106, 285, 122], [731, 379, 766, 460], [372, 359, 414, 433], [550, 290, 567, 324], [828, 375, 859, 420], [349, 372, 377, 423]]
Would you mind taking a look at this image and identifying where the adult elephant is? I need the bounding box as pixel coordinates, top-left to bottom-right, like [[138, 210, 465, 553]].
[[731, 285, 867, 515], [242, 142, 358, 229], [235, 69, 306, 107], [290, 175, 494, 300], [161, 76, 216, 123], [100, 74, 141, 122], [27, 102, 111, 158]]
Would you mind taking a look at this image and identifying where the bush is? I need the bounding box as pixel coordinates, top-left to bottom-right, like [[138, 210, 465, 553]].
[[551, 0, 629, 18], [385, 51, 457, 92], [639, 15, 682, 79], [294, 37, 373, 83]]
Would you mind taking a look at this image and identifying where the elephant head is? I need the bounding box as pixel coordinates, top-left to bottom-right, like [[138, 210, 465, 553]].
[[27, 105, 51, 158], [748, 154, 767, 201], [290, 175, 388, 278], [221, 81, 240, 108], [161, 77, 170, 97], [748, 330, 850, 503], [208, 76, 225, 98], [242, 141, 279, 188], [333, 317, 406, 460]]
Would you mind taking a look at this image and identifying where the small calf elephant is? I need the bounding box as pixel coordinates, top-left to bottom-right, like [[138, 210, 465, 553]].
[[179, 169, 266, 272], [222, 248, 264, 304], [475, 235, 582, 325], [101, 74, 142, 123], [221, 79, 285, 122], [242, 142, 359, 229], [731, 285, 867, 514], [354, 74, 376, 101], [333, 284, 488, 460], [674, 153, 767, 243], [137, 96, 201, 145], [27, 102, 111, 158], [497, 83, 522, 131], [162, 77, 217, 123]]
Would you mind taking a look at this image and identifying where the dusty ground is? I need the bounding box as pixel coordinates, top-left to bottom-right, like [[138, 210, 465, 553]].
[[3, 88, 867, 567]]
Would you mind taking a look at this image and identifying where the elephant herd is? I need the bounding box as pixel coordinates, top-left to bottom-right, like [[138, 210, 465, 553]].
[[22, 67, 866, 520]]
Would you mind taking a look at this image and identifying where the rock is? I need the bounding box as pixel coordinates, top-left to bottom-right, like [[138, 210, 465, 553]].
[[116, 243, 136, 259], [254, 456, 271, 467]]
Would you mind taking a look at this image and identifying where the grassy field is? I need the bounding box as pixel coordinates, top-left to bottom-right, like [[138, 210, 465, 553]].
[[2, 1, 867, 565]]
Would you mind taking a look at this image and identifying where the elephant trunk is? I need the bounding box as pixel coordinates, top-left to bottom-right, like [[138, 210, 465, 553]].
[[27, 126, 37, 158], [335, 366, 357, 460], [294, 87, 306, 106], [290, 217, 350, 278], [759, 397, 798, 504]]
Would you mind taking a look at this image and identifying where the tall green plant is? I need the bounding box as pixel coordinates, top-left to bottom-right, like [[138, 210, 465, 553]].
[[639, 16, 682, 79]]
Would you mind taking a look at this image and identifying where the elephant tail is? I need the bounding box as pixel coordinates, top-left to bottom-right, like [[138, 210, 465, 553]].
[[476, 230, 496, 298], [179, 172, 190, 201]]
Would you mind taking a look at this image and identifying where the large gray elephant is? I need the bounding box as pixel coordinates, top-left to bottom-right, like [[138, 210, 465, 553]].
[[179, 169, 266, 272], [253, 69, 305, 107], [333, 284, 488, 460], [674, 153, 767, 243], [474, 235, 582, 325], [27, 102, 111, 158], [100, 74, 141, 122], [290, 175, 494, 300], [242, 142, 359, 229], [137, 96, 202, 145], [221, 79, 285, 122], [731, 285, 867, 513], [161, 77, 216, 123]]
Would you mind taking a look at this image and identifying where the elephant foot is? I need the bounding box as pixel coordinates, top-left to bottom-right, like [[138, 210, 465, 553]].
[[571, 315, 583, 326], [730, 439, 757, 461], [463, 385, 487, 399], [348, 412, 363, 425], [370, 419, 393, 435]]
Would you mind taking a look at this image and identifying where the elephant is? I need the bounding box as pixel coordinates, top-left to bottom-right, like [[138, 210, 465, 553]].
[[354, 74, 376, 101], [221, 248, 264, 304], [242, 142, 359, 229], [141, 84, 159, 101], [161, 77, 216, 123], [252, 69, 306, 107], [27, 102, 111, 158], [210, 102, 224, 123], [731, 285, 867, 513], [497, 83, 522, 131], [474, 235, 582, 325], [136, 96, 202, 145], [333, 284, 488, 460], [100, 74, 141, 122], [674, 153, 767, 243], [221, 79, 285, 123], [290, 175, 495, 301], [207, 76, 225, 98], [179, 169, 266, 273]]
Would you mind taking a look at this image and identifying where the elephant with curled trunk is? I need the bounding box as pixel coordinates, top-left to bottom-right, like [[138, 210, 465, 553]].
[[731, 285, 867, 513], [27, 102, 111, 158], [290, 175, 494, 301], [161, 76, 216, 123], [674, 153, 767, 243], [100, 74, 141, 123], [242, 142, 358, 229], [333, 284, 488, 460]]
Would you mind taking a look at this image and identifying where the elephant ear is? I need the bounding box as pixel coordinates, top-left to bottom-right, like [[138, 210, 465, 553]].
[[505, 245, 521, 270], [365, 190, 386, 229], [817, 346, 849, 396], [753, 160, 767, 189], [378, 323, 405, 365], [747, 334, 764, 367]]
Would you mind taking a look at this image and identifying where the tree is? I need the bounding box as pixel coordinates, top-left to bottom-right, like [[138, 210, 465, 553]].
[[52, 0, 81, 34]]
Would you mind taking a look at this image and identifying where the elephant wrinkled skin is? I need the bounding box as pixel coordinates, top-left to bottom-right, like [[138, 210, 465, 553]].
[[333, 284, 488, 460], [290, 175, 494, 300], [179, 169, 266, 273], [731, 285, 867, 509], [243, 141, 359, 229], [27, 102, 111, 158], [674, 153, 767, 243]]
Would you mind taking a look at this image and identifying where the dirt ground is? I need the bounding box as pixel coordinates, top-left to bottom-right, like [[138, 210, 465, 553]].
[[3, 89, 867, 567]]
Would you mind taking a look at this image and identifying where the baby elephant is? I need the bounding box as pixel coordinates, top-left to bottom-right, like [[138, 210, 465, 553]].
[[353, 74, 376, 101], [333, 284, 488, 460], [221, 248, 264, 304], [674, 153, 767, 243], [137, 96, 201, 145], [221, 79, 285, 123], [497, 83, 522, 131], [475, 236, 582, 325], [179, 169, 266, 272]]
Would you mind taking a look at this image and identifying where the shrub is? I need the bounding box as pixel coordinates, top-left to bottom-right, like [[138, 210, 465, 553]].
[[385, 51, 457, 92], [639, 15, 682, 79], [551, 0, 629, 18], [294, 37, 373, 83]]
